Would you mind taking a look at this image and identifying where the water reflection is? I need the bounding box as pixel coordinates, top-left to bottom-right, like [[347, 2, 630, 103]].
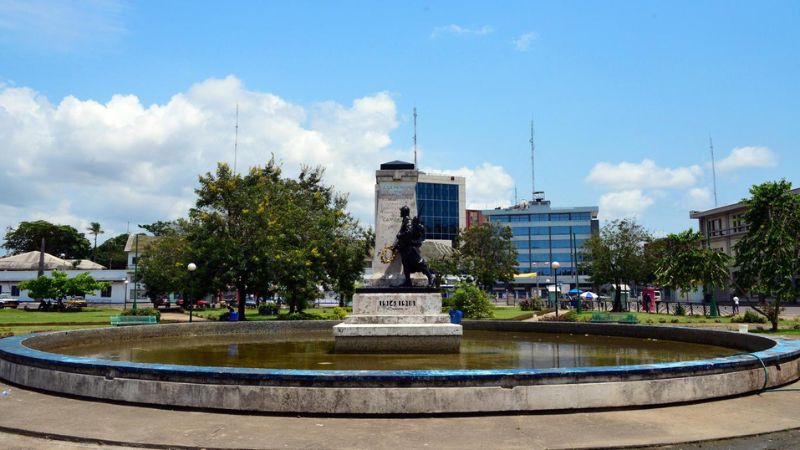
[[54, 330, 737, 371]]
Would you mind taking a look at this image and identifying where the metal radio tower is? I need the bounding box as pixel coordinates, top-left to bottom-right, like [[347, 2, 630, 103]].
[[413, 107, 418, 168], [233, 103, 239, 175], [530, 118, 536, 199], [709, 136, 718, 207]]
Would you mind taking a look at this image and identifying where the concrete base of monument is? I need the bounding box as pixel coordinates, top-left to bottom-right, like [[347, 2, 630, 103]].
[[333, 325, 462, 353], [332, 288, 463, 354]]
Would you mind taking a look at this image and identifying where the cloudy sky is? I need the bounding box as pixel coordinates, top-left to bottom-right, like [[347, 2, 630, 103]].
[[0, 0, 798, 247]]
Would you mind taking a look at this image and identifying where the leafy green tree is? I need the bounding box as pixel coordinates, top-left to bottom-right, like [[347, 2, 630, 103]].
[[136, 227, 198, 305], [20, 270, 108, 302], [448, 282, 494, 319], [655, 230, 731, 316], [581, 219, 652, 312], [327, 226, 374, 307], [734, 180, 800, 331], [94, 233, 129, 269], [452, 223, 517, 291], [87, 222, 104, 262], [3, 220, 91, 258], [139, 221, 180, 236], [188, 160, 363, 318]]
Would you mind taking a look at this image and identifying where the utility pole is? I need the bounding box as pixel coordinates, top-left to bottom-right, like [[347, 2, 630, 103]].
[[709, 136, 718, 208], [530, 118, 536, 198], [413, 107, 418, 168]]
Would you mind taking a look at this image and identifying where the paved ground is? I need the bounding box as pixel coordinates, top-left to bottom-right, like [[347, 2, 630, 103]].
[[0, 378, 799, 449]]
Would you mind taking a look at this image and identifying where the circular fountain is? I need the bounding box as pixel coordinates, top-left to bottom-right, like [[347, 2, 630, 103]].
[[1, 320, 798, 415]]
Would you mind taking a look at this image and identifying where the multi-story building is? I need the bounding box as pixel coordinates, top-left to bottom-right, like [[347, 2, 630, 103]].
[[416, 172, 466, 243], [689, 187, 800, 301], [466, 209, 487, 229], [482, 193, 599, 299]]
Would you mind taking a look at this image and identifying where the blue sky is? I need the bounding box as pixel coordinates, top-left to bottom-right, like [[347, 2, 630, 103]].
[[0, 0, 798, 244]]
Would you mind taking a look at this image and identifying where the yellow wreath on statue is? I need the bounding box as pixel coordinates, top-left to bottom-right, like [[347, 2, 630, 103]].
[[379, 245, 397, 264]]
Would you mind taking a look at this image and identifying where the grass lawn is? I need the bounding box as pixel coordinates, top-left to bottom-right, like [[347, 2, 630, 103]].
[[0, 324, 109, 337], [0, 308, 121, 325], [191, 307, 343, 321], [489, 306, 535, 320]]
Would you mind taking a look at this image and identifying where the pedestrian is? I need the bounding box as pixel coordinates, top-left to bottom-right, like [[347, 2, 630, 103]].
[[733, 296, 740, 315], [642, 293, 650, 313]]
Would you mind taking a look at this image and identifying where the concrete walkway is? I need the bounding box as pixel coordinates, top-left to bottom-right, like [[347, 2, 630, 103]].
[[0, 378, 798, 449]]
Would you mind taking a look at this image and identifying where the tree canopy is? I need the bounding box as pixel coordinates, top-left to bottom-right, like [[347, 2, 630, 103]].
[[87, 222, 104, 261], [734, 180, 800, 330], [94, 233, 129, 269], [3, 220, 91, 259], [19, 271, 108, 302], [655, 229, 730, 315], [581, 219, 652, 312], [447, 222, 517, 291], [187, 160, 369, 318]]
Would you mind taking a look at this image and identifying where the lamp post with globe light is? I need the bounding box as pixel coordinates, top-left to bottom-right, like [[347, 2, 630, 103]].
[[551, 261, 560, 317], [187, 263, 197, 323], [123, 279, 129, 310]]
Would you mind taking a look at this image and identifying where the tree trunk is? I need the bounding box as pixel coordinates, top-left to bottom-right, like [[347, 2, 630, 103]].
[[613, 281, 623, 312], [237, 285, 247, 321], [771, 297, 780, 332]]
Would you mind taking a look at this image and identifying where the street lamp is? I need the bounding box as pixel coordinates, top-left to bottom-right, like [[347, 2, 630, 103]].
[[551, 261, 561, 317], [187, 262, 197, 323], [123, 279, 129, 310]]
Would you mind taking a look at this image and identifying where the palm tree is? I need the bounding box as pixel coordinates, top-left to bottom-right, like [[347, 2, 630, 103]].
[[87, 222, 104, 262]]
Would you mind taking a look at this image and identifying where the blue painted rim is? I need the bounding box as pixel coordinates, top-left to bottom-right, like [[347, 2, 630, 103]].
[[2, 330, 799, 385]]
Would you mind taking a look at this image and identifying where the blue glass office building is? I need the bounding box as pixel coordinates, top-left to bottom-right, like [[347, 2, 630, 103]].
[[416, 173, 466, 242], [482, 196, 599, 295]]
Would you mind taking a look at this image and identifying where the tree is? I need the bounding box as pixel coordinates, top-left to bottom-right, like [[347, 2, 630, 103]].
[[448, 282, 494, 318], [136, 227, 196, 305], [327, 226, 373, 307], [188, 160, 362, 318], [4, 220, 91, 259], [139, 221, 180, 236], [19, 270, 108, 303], [581, 219, 652, 312], [94, 233, 129, 269], [734, 180, 800, 331], [452, 223, 517, 291], [87, 222, 104, 262], [655, 230, 731, 316]]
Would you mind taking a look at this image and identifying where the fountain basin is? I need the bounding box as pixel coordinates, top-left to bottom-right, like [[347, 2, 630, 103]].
[[1, 321, 798, 415]]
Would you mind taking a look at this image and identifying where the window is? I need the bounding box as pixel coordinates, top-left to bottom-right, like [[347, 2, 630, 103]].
[[510, 214, 530, 222], [531, 214, 548, 222], [531, 240, 550, 249], [101, 285, 112, 298], [549, 213, 570, 221], [512, 227, 529, 237], [11, 285, 19, 296], [571, 212, 591, 220], [551, 240, 572, 248], [550, 226, 571, 235], [531, 226, 549, 235], [514, 240, 530, 249], [732, 214, 747, 233], [572, 225, 592, 234]]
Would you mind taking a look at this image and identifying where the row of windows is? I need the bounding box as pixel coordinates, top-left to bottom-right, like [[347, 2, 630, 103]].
[[514, 239, 587, 249], [511, 225, 592, 236], [490, 211, 592, 223], [515, 267, 586, 276], [517, 253, 585, 263], [417, 183, 460, 241]]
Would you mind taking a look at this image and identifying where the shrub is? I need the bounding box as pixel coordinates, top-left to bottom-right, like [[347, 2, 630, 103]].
[[559, 310, 578, 322], [671, 318, 679, 323], [330, 307, 348, 320], [258, 304, 279, 316], [120, 307, 160, 322], [449, 283, 494, 319], [518, 299, 533, 311], [731, 310, 767, 324], [674, 304, 686, 316], [218, 311, 231, 321], [658, 318, 666, 323]]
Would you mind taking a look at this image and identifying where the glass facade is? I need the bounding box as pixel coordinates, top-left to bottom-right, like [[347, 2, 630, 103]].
[[416, 182, 460, 241], [487, 209, 597, 275]]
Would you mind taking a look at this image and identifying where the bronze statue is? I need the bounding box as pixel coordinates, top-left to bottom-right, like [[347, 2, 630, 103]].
[[394, 205, 435, 287]]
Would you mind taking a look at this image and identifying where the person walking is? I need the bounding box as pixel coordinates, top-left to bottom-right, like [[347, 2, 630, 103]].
[[733, 296, 740, 315]]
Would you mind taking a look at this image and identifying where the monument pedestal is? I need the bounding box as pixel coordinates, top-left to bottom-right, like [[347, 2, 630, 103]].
[[333, 288, 462, 354]]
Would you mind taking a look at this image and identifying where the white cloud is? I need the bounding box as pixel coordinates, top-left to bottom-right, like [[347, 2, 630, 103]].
[[585, 159, 702, 190], [0, 77, 515, 246], [716, 146, 777, 172], [512, 32, 537, 51], [0, 76, 406, 241], [687, 187, 712, 206], [431, 24, 494, 38], [598, 190, 654, 220], [423, 163, 514, 210]]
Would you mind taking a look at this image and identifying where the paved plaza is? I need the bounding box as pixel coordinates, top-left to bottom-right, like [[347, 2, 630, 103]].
[[0, 377, 798, 449]]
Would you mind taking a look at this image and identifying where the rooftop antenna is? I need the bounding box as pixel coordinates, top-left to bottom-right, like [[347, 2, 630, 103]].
[[233, 103, 239, 175], [530, 117, 536, 199], [514, 185, 518, 205], [413, 106, 418, 168], [709, 136, 718, 207]]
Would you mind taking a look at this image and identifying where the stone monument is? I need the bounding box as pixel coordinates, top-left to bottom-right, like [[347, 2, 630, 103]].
[[333, 161, 462, 353]]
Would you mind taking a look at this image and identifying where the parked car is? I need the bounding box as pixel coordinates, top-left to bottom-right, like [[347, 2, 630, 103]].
[[0, 293, 19, 309], [245, 298, 257, 308], [176, 298, 210, 309], [65, 298, 87, 308]]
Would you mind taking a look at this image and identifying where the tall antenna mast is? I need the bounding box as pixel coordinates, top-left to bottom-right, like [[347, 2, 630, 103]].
[[413, 107, 418, 168], [530, 117, 536, 198], [709, 136, 718, 207], [233, 104, 239, 175]]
